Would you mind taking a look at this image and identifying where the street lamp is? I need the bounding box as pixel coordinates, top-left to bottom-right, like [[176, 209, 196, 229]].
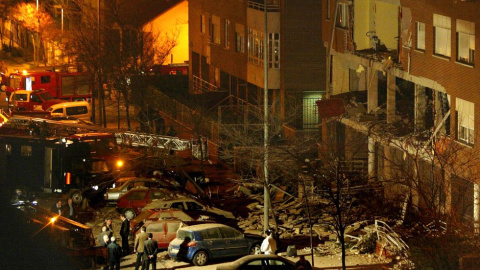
[[263, 0, 270, 233]]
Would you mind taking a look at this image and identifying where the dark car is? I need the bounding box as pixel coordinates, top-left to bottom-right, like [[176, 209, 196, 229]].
[[116, 187, 179, 219], [216, 254, 296, 270], [168, 223, 261, 266]]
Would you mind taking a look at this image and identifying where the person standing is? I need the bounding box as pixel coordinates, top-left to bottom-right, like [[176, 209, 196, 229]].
[[143, 233, 158, 270], [97, 226, 110, 246], [50, 199, 63, 215], [65, 197, 76, 220], [295, 255, 312, 270], [120, 214, 130, 256], [260, 229, 277, 255], [104, 218, 114, 236], [107, 236, 122, 270], [134, 226, 149, 270]]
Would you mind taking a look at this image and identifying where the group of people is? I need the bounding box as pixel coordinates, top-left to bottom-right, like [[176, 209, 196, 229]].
[[96, 214, 158, 270], [133, 226, 159, 270], [49, 198, 76, 220], [261, 229, 312, 270]]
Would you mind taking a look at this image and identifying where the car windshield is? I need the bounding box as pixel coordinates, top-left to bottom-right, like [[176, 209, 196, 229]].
[[39, 92, 54, 100], [176, 230, 194, 240]]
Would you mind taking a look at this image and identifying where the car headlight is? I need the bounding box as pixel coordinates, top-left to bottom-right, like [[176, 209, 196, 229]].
[[92, 185, 99, 191]]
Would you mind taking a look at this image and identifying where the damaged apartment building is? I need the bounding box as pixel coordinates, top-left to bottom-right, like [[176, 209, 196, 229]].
[[321, 0, 480, 229]]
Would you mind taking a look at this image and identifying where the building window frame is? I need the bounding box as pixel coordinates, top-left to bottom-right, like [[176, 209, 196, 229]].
[[224, 19, 230, 49], [268, 33, 280, 69], [235, 30, 245, 53], [327, 0, 331, 21], [201, 14, 206, 34], [456, 19, 475, 66], [456, 98, 474, 145], [248, 28, 264, 66], [211, 15, 220, 44], [416, 22, 425, 51], [335, 3, 348, 28], [433, 14, 451, 58]]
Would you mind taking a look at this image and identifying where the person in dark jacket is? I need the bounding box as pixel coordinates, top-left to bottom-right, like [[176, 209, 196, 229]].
[[120, 214, 130, 255], [107, 236, 122, 270], [143, 233, 158, 270]]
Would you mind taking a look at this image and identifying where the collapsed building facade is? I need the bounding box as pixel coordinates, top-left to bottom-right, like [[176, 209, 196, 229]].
[[321, 0, 480, 229]]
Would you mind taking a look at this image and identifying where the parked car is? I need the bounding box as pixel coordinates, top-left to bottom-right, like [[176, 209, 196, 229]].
[[116, 187, 178, 219], [215, 254, 296, 270], [8, 89, 65, 111], [168, 223, 261, 266], [143, 197, 235, 219], [46, 101, 91, 121], [138, 219, 186, 249], [129, 208, 195, 235], [48, 116, 94, 126], [105, 177, 177, 205]]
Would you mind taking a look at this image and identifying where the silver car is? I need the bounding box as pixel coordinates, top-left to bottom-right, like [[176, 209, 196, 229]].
[[104, 177, 171, 205]]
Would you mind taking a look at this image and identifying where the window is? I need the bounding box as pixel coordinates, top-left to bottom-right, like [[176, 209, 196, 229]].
[[30, 94, 41, 103], [186, 202, 203, 211], [211, 15, 220, 44], [66, 106, 88, 116], [433, 14, 451, 57], [248, 28, 265, 66], [456, 98, 474, 144], [457, 19, 475, 65], [201, 14, 206, 34], [416, 22, 425, 51], [201, 228, 222, 239], [224, 19, 230, 48], [235, 24, 245, 53], [269, 33, 280, 69], [147, 223, 165, 233], [21, 145, 32, 157], [327, 0, 331, 20], [336, 3, 348, 28], [40, 76, 51, 84]]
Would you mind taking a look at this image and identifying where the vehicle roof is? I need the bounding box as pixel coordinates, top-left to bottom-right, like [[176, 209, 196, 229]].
[[179, 223, 232, 231], [70, 132, 115, 139], [49, 101, 90, 108], [228, 255, 292, 267]]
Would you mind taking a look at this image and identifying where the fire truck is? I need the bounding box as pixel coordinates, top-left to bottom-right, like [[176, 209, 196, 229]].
[[7, 68, 92, 102], [0, 116, 192, 204]]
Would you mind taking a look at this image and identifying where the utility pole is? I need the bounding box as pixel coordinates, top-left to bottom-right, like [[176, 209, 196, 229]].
[[263, 0, 270, 233]]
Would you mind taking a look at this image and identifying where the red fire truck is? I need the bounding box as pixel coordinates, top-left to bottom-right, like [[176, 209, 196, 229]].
[[7, 69, 92, 102]]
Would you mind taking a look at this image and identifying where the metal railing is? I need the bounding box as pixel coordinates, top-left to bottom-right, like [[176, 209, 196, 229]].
[[248, 0, 280, 12], [192, 75, 218, 94]]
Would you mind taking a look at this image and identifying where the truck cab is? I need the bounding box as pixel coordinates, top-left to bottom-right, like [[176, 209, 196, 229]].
[[8, 90, 65, 111]]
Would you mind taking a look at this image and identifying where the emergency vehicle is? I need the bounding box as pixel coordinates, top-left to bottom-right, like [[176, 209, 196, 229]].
[[0, 116, 192, 204], [7, 68, 92, 102]]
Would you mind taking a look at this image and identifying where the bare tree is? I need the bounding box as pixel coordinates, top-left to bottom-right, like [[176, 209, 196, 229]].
[[9, 2, 54, 66]]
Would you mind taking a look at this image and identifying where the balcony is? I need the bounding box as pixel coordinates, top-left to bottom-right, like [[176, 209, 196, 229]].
[[248, 0, 280, 12]]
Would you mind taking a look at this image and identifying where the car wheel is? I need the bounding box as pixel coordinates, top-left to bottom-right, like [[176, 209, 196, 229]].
[[250, 243, 261, 255], [192, 250, 208, 266], [69, 189, 83, 205], [124, 208, 136, 220]]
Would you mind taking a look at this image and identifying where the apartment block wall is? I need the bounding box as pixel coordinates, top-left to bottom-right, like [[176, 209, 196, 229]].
[[400, 1, 480, 141]]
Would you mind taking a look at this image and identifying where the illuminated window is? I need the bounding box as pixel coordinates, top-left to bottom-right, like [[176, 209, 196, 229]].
[[456, 98, 474, 145], [211, 15, 220, 44], [268, 33, 280, 69], [248, 28, 264, 66], [336, 3, 348, 28], [201, 14, 206, 34], [433, 14, 451, 57], [235, 24, 245, 53], [416, 22, 425, 51], [456, 19, 475, 65]]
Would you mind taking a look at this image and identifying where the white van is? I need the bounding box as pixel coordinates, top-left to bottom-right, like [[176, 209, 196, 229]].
[[47, 101, 91, 121]]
